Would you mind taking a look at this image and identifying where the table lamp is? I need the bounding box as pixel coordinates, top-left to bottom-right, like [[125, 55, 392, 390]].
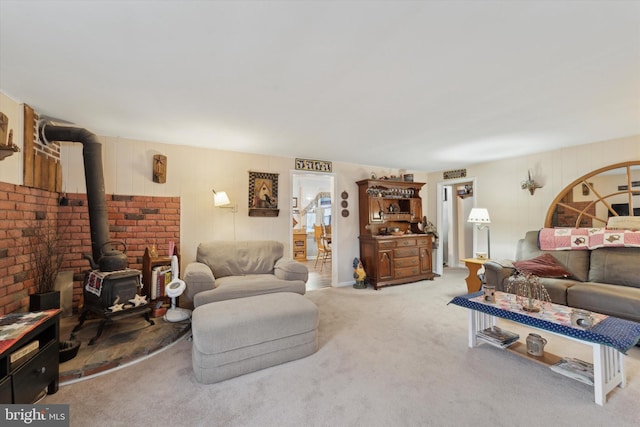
[[468, 208, 491, 259]]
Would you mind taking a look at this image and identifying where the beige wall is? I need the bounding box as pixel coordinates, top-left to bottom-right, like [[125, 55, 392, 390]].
[[4, 92, 639, 283], [59, 134, 427, 286], [425, 135, 640, 261], [0, 92, 24, 184]]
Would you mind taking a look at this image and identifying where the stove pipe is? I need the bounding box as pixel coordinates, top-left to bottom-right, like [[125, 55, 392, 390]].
[[38, 121, 110, 266]]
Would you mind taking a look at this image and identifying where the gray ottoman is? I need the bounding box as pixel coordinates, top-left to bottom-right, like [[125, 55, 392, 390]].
[[192, 292, 319, 384]]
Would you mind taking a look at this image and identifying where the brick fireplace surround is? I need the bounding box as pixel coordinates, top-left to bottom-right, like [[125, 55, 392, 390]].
[[0, 181, 180, 315]]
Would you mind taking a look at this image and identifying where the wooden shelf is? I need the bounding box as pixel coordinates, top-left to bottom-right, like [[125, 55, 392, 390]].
[[142, 246, 180, 304], [293, 229, 307, 261], [504, 341, 562, 367]]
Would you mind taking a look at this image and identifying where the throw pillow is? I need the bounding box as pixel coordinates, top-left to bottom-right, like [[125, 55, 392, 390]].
[[513, 253, 572, 278], [607, 216, 640, 230]]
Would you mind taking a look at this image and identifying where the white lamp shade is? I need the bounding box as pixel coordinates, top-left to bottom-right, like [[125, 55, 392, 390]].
[[213, 191, 231, 207], [468, 208, 491, 224]]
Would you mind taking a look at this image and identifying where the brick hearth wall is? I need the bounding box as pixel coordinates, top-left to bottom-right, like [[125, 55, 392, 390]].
[[0, 181, 180, 315]]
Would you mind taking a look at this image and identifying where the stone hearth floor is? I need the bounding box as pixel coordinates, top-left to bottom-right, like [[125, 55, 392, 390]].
[[57, 310, 191, 384]]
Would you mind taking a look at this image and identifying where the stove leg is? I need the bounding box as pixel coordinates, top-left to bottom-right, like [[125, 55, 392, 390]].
[[72, 309, 89, 334], [144, 312, 155, 326], [89, 319, 109, 346]]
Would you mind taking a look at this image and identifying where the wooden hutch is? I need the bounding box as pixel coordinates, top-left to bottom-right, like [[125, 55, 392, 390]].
[[357, 179, 434, 290]]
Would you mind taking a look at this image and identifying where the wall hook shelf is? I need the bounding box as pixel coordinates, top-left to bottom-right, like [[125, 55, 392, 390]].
[[521, 170, 542, 195]]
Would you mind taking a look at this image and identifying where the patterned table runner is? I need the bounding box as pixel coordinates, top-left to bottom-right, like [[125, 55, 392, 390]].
[[449, 291, 640, 354]]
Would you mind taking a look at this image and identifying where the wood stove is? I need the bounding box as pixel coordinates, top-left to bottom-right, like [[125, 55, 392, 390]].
[[38, 121, 154, 345], [74, 269, 153, 345]]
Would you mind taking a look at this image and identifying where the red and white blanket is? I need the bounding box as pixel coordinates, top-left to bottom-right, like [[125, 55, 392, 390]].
[[538, 228, 640, 250]]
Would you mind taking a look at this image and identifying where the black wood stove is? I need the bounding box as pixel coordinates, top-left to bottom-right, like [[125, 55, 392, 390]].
[[73, 269, 153, 345], [38, 121, 153, 345]]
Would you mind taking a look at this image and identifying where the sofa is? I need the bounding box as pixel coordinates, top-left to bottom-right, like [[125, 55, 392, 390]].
[[184, 240, 309, 308], [483, 230, 640, 323]]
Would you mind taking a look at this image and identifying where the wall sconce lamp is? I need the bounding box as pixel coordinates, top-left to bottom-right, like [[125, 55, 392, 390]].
[[468, 208, 491, 259], [521, 170, 543, 195], [212, 189, 238, 213]]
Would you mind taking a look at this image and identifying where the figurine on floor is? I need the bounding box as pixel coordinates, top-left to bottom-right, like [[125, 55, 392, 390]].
[[353, 258, 367, 289]]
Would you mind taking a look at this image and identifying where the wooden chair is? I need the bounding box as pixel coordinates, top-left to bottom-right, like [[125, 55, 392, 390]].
[[314, 225, 332, 272]]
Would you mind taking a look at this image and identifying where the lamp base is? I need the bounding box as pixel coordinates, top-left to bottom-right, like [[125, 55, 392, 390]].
[[164, 307, 191, 322]]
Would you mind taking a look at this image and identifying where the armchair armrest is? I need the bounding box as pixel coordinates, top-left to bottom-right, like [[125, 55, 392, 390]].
[[184, 261, 216, 301], [483, 260, 516, 292], [274, 258, 309, 283]]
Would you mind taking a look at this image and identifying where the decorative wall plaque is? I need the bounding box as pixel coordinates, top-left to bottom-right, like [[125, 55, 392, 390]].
[[295, 158, 332, 172], [248, 171, 279, 217], [153, 154, 167, 183], [443, 169, 467, 180]]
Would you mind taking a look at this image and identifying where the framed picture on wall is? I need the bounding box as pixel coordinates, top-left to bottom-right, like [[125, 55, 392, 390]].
[[248, 171, 280, 217]]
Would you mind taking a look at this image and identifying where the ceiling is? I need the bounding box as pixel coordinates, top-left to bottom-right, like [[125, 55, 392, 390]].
[[1, 1, 639, 172]]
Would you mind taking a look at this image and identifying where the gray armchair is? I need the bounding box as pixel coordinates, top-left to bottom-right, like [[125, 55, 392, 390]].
[[184, 240, 308, 308]]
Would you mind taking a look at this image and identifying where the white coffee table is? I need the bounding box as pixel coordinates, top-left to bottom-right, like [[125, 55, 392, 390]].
[[450, 291, 640, 406]]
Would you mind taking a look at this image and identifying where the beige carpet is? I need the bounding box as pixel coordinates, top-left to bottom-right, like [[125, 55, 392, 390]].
[[43, 268, 640, 426]]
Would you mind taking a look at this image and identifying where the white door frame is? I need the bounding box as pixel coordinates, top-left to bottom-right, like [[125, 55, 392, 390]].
[[290, 170, 337, 286], [435, 177, 476, 276]]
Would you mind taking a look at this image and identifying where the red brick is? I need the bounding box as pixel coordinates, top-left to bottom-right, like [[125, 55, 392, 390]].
[[0, 187, 180, 314]]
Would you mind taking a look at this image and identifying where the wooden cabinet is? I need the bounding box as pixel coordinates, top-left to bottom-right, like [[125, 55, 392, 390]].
[[293, 229, 307, 261], [359, 235, 434, 289], [357, 179, 434, 289], [0, 310, 60, 403], [142, 246, 180, 303]]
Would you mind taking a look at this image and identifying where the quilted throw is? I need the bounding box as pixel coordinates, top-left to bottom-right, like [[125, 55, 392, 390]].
[[538, 227, 640, 250]]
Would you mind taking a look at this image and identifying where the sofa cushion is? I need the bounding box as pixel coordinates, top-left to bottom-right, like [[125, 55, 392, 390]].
[[274, 258, 309, 282], [516, 231, 590, 282], [588, 247, 640, 288], [196, 240, 284, 278], [537, 277, 580, 306], [192, 292, 318, 355], [567, 282, 640, 322], [193, 274, 306, 306], [607, 216, 640, 230], [192, 292, 318, 384], [513, 253, 572, 278]]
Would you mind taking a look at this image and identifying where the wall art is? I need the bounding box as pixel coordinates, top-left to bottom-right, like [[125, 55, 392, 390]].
[[295, 158, 332, 172], [248, 171, 279, 217]]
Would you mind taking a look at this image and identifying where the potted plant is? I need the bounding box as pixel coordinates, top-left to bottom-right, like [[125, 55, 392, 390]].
[[27, 218, 67, 311]]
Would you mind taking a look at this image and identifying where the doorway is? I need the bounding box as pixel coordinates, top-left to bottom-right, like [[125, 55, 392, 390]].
[[291, 172, 335, 289], [435, 177, 476, 276]]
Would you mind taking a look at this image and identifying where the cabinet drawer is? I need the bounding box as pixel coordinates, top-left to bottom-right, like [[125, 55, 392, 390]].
[[396, 239, 417, 247], [416, 237, 431, 246], [378, 240, 395, 249], [394, 257, 419, 268], [394, 247, 418, 258], [394, 266, 420, 278], [12, 341, 57, 404]]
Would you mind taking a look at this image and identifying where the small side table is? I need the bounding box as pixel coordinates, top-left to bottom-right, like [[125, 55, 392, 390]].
[[0, 310, 60, 403], [461, 258, 489, 293]]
